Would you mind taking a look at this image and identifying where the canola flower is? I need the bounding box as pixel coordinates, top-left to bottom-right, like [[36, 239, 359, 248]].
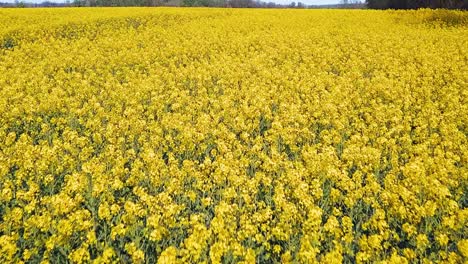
[[0, 7, 467, 263]]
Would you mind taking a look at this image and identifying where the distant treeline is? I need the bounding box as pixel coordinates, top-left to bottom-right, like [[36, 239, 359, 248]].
[[0, 0, 365, 8], [0, 1, 70, 6], [2, 0, 465, 9], [366, 0, 468, 9], [69, 0, 322, 7]]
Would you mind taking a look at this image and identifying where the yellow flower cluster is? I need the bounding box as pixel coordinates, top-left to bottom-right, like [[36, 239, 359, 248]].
[[1, 7, 467, 263]]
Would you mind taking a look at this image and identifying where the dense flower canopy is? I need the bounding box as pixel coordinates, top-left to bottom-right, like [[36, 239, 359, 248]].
[[0, 7, 467, 263]]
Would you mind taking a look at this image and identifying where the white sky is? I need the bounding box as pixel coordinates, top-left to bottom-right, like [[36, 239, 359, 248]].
[[274, 0, 340, 4], [1, 0, 341, 4], [275, 0, 340, 4]]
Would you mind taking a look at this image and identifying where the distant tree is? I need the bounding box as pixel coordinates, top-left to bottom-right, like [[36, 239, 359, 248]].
[[69, 0, 283, 7], [367, 0, 467, 9], [366, 0, 389, 8], [289, 1, 296, 7], [228, 0, 255, 7], [73, 0, 83, 6]]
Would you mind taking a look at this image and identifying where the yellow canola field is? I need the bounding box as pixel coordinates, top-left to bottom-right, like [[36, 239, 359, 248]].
[[0, 7, 467, 264]]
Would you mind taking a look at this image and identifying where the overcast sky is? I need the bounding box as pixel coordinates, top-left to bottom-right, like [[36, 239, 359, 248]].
[[274, 0, 340, 4], [1, 0, 341, 5]]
